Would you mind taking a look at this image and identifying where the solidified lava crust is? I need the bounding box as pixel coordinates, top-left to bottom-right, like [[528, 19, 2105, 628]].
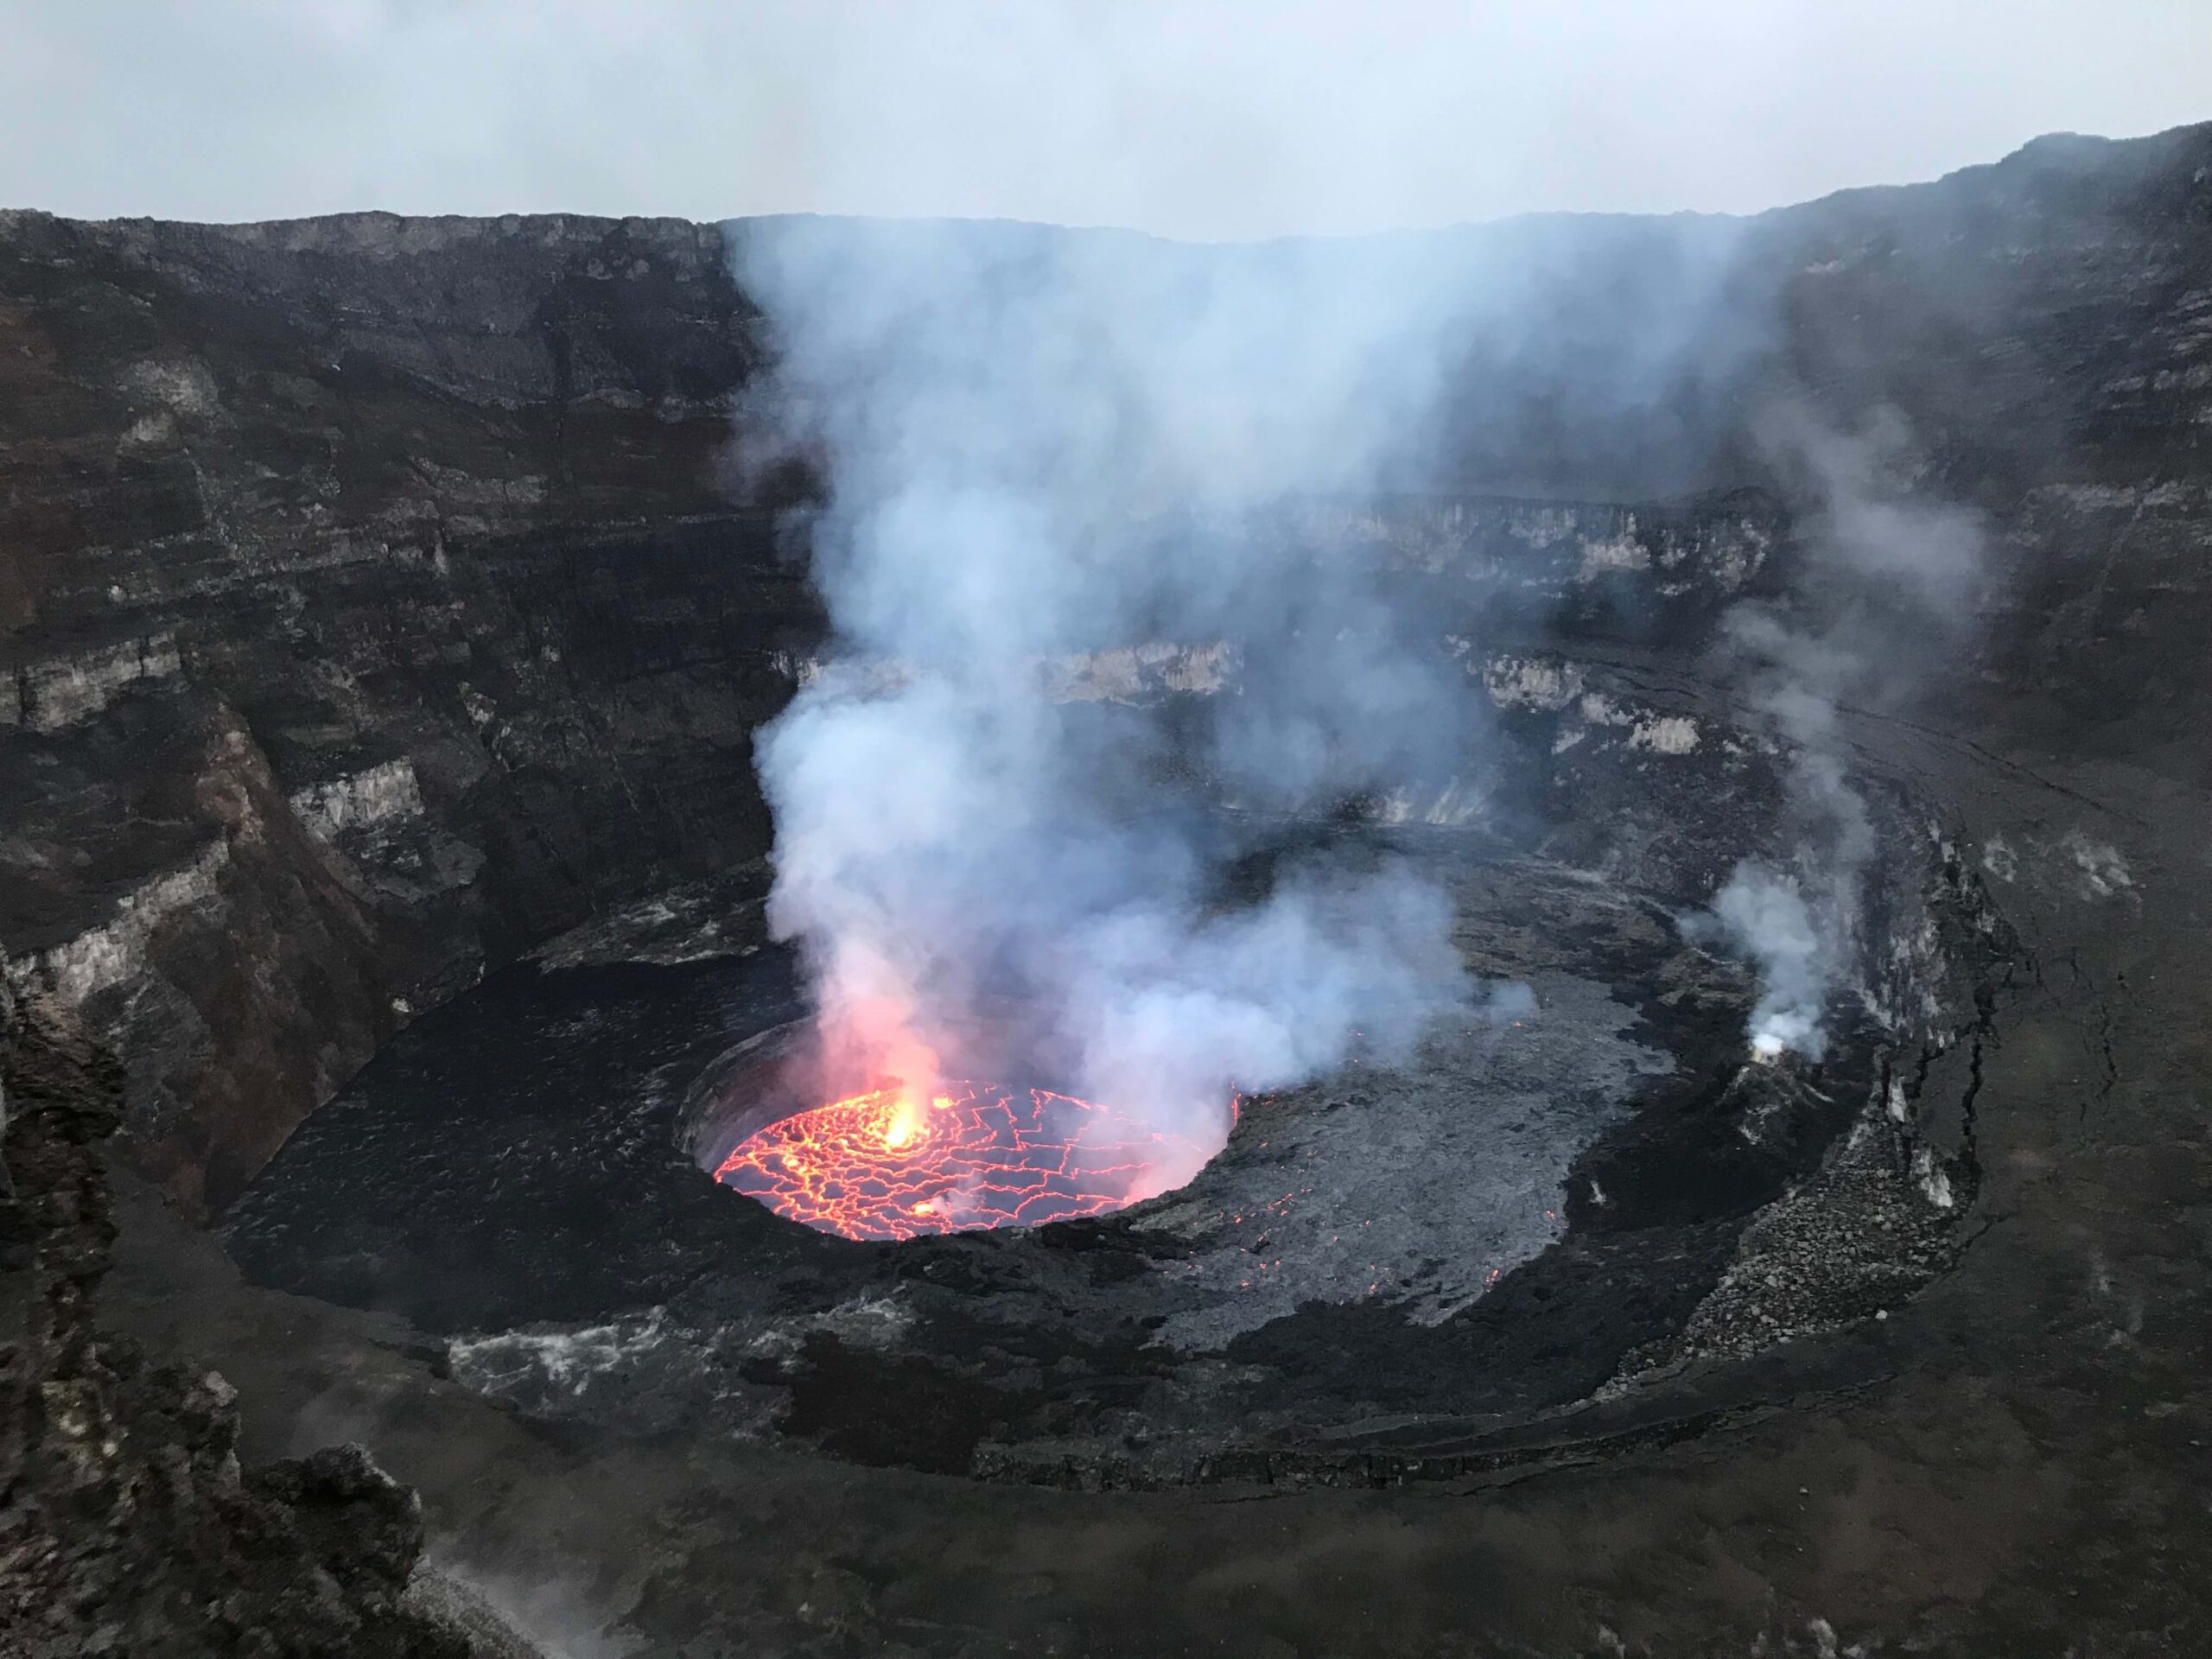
[[223, 810, 2012, 1487]]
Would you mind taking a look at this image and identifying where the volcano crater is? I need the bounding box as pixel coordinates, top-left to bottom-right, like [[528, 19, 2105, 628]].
[[222, 764, 2005, 1486]]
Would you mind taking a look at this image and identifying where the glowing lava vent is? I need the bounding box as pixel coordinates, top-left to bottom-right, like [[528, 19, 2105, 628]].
[[714, 1081, 1219, 1241]]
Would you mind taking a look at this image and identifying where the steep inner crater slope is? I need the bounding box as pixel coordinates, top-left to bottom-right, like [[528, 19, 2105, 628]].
[[4, 122, 2211, 1650]]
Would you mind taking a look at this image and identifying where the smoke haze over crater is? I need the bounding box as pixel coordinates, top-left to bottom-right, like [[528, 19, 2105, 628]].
[[728, 220, 1510, 1188], [1688, 409, 1988, 1061]]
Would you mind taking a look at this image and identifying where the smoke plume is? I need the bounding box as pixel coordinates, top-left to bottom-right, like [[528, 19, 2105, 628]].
[[728, 219, 1486, 1195], [1690, 407, 1985, 1060]]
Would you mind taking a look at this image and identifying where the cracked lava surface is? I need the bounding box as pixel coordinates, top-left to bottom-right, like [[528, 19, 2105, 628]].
[[713, 1081, 1225, 1240]]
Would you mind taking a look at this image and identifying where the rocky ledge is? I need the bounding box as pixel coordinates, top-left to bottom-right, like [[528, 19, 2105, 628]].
[[0, 981, 537, 1656]]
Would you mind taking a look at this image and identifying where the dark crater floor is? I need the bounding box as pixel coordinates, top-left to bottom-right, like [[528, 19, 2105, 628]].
[[223, 822, 2002, 1488]]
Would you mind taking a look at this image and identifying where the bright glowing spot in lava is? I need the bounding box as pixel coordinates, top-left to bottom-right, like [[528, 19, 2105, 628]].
[[715, 1081, 1221, 1241]]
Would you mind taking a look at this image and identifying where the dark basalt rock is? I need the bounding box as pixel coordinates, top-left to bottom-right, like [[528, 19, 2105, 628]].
[[4, 122, 2210, 1220], [0, 983, 488, 1656], [0, 120, 2209, 1653], [219, 773, 2009, 1487]]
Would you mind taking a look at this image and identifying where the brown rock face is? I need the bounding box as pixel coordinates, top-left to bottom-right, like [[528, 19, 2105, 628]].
[[0, 212, 815, 1211], [0, 983, 467, 1655], [2, 123, 2209, 1217], [2, 124, 2210, 1659]]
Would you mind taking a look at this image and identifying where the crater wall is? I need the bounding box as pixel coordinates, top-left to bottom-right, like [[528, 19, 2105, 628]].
[[3, 123, 2209, 1211]]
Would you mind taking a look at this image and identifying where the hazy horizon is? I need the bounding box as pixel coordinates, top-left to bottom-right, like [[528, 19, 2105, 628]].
[[4, 2, 2209, 240]]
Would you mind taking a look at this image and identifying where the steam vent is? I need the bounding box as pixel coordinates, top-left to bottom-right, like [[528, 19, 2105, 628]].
[[8, 123, 2212, 1657]]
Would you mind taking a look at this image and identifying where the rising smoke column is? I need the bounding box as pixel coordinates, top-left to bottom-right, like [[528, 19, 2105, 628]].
[[1691, 408, 1985, 1060], [726, 219, 1485, 1192]]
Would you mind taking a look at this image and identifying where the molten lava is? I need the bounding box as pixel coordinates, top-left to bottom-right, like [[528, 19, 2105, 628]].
[[715, 1080, 1216, 1241]]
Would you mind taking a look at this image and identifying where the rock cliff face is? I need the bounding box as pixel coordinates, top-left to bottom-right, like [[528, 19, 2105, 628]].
[[0, 982, 476, 1656], [2, 124, 2209, 1217], [0, 213, 809, 1211]]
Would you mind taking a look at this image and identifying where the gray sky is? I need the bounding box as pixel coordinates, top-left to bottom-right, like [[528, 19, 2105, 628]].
[[5, 0, 2208, 239]]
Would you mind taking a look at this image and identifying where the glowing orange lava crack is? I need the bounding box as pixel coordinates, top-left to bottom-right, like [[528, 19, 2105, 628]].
[[715, 1081, 1213, 1241]]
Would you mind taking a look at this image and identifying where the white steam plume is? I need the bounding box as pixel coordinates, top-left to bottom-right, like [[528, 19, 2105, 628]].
[[1691, 408, 1985, 1061], [728, 219, 1487, 1193]]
